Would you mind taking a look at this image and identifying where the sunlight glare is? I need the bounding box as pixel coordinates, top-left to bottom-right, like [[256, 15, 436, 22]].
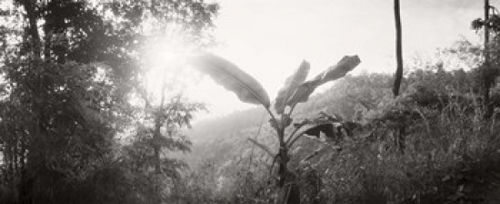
[[142, 29, 198, 103]]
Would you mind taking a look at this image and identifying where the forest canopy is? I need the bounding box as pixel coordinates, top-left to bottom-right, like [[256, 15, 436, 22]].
[[0, 0, 217, 203]]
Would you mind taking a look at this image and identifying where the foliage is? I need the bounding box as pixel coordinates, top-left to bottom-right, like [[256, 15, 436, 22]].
[[471, 1, 500, 117], [184, 48, 500, 203], [190, 53, 360, 203], [191, 54, 271, 107], [0, 0, 217, 203], [275, 61, 310, 114], [1, 0, 500, 203]]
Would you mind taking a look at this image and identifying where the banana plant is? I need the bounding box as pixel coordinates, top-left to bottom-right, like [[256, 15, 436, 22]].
[[190, 53, 360, 204]]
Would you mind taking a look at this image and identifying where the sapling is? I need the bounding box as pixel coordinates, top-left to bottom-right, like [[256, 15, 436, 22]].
[[190, 53, 360, 204]]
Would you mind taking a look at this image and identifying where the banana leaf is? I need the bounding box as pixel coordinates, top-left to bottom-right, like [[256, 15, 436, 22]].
[[191, 53, 271, 108], [274, 60, 310, 114]]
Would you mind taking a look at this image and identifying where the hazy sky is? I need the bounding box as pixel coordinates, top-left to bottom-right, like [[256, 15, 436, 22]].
[[186, 0, 497, 120]]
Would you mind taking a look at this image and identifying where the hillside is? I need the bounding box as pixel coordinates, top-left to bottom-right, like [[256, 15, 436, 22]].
[[179, 68, 500, 203], [184, 74, 392, 168]]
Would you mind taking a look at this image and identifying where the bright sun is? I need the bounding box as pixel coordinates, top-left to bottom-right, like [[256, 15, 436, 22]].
[[142, 33, 252, 120], [142, 31, 198, 102], [141, 25, 255, 120]]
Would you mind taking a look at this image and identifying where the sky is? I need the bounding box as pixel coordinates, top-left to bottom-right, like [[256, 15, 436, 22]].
[[185, 0, 498, 121]]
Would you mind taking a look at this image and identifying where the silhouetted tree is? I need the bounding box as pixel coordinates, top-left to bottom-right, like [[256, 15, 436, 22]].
[[393, 0, 403, 96], [471, 0, 500, 118], [0, 0, 217, 203]]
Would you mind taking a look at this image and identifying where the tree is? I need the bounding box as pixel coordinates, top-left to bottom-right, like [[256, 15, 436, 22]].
[[1, 1, 121, 203], [471, 0, 500, 117], [483, 0, 493, 117], [111, 1, 217, 202], [393, 0, 404, 96], [0, 0, 218, 203]]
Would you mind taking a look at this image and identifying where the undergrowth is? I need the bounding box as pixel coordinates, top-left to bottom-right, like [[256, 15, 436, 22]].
[[174, 70, 500, 204]]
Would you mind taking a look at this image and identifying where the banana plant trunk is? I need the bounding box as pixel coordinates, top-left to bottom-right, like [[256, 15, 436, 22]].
[[274, 119, 300, 204], [277, 127, 289, 187]]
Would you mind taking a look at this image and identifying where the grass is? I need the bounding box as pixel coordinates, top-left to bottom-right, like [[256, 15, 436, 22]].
[[172, 77, 500, 204], [310, 93, 500, 203]]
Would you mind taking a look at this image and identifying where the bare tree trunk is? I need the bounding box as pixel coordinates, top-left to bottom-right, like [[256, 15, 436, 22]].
[[485, 0, 490, 63], [393, 0, 403, 97], [483, 0, 493, 118]]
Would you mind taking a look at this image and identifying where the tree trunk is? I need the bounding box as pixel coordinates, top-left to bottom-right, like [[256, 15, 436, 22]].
[[393, 0, 403, 97], [23, 0, 42, 58], [20, 1, 42, 203], [153, 121, 162, 173], [153, 68, 169, 174], [484, 0, 490, 63], [483, 0, 493, 118]]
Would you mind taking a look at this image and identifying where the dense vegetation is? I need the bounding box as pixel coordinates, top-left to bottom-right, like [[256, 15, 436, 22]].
[[1, 1, 500, 204], [0, 0, 217, 203], [183, 49, 500, 203]]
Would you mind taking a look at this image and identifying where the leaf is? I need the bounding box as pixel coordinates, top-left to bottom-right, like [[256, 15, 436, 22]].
[[300, 145, 341, 165], [294, 113, 346, 142], [287, 55, 361, 106], [318, 55, 361, 85], [247, 138, 275, 157], [274, 60, 310, 114], [286, 77, 322, 105], [303, 123, 336, 139], [190, 53, 271, 108]]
